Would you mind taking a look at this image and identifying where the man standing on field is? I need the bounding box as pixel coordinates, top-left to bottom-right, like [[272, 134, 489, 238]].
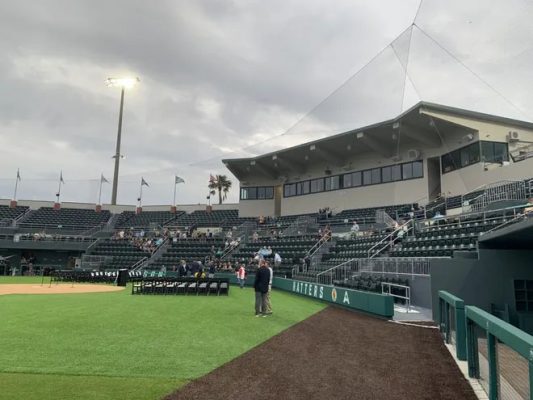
[[264, 261, 273, 315], [254, 260, 270, 317]]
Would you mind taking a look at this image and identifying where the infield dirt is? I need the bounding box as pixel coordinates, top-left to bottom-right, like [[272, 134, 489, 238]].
[[165, 306, 476, 400]]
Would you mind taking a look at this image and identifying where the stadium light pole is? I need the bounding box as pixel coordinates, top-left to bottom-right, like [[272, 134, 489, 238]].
[[106, 77, 140, 205]]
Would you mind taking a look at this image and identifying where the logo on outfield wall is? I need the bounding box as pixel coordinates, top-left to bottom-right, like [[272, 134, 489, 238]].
[[331, 288, 337, 302], [292, 281, 324, 299]]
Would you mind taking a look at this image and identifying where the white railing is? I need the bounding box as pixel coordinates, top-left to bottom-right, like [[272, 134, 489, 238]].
[[358, 257, 431, 277], [381, 282, 411, 312], [367, 220, 413, 258], [131, 257, 149, 272]]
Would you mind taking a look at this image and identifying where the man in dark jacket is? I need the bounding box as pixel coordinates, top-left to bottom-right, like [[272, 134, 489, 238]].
[[254, 261, 271, 317]]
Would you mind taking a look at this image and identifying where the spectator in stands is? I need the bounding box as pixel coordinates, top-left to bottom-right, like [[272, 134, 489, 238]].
[[350, 221, 360, 237], [523, 198, 533, 217], [236, 264, 246, 289], [303, 255, 311, 270], [254, 261, 270, 317], [252, 231, 259, 243], [274, 252, 282, 267]]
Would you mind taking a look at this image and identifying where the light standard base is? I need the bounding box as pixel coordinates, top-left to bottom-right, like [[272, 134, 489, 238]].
[[53, 202, 61, 210], [95, 204, 102, 213], [10, 200, 17, 208], [170, 206, 177, 213], [136, 207, 142, 214]]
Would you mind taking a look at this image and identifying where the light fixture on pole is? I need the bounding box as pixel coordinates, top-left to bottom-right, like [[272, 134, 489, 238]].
[[106, 76, 140, 205]]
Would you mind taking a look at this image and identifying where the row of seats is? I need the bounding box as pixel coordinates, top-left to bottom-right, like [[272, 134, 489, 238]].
[[19, 207, 111, 229], [88, 239, 150, 269], [0, 205, 29, 221], [116, 211, 184, 228], [50, 270, 118, 284], [131, 277, 229, 296]]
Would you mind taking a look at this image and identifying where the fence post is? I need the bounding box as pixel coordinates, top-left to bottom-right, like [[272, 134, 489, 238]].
[[455, 302, 467, 361], [466, 318, 478, 378], [529, 360, 533, 400], [487, 332, 498, 400]]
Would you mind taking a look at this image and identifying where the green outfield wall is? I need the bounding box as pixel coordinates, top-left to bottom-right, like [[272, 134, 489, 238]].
[[272, 277, 394, 318]]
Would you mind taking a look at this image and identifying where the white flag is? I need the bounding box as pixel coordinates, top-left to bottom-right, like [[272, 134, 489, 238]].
[[141, 177, 149, 187], [60, 171, 65, 184], [175, 176, 185, 184], [16, 169, 21, 182]]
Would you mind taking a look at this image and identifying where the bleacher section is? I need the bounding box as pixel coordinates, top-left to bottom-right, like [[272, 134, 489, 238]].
[[88, 239, 151, 269], [319, 234, 388, 268], [150, 238, 224, 269], [327, 204, 415, 224], [174, 210, 244, 229], [0, 205, 29, 222], [19, 207, 110, 230], [115, 211, 184, 228], [231, 235, 317, 275], [335, 275, 409, 297]]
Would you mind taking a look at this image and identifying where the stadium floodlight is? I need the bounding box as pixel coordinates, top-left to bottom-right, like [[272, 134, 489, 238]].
[[105, 77, 140, 89], [106, 77, 140, 205]]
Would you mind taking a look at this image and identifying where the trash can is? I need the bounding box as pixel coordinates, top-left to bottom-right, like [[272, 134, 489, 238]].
[[117, 269, 129, 287]]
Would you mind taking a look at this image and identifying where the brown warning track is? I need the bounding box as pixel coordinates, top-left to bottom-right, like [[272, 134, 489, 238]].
[[0, 283, 125, 295], [165, 307, 476, 400]]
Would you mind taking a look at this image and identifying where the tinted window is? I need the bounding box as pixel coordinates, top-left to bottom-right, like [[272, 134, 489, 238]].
[[265, 187, 274, 199], [391, 165, 402, 181], [382, 166, 392, 183], [352, 171, 362, 187], [371, 168, 381, 184], [363, 170, 372, 185], [402, 163, 413, 180], [412, 160, 423, 178], [343, 173, 352, 188]]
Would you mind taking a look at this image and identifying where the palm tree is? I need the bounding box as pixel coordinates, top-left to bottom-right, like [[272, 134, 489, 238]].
[[208, 175, 232, 204]]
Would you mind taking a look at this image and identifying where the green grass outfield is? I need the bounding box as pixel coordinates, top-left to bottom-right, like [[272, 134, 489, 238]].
[[0, 277, 325, 400]]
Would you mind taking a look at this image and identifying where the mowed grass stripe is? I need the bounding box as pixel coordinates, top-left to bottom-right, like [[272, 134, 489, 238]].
[[0, 278, 325, 382], [0, 372, 186, 400]]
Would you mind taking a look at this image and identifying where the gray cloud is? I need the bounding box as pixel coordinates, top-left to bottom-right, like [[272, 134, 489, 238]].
[[0, 0, 532, 205]]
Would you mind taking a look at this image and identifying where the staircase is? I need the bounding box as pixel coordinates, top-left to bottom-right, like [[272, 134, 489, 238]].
[[136, 238, 170, 270], [283, 216, 318, 237], [463, 180, 527, 213]]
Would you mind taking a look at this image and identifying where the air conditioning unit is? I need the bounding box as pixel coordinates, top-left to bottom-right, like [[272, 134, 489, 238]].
[[507, 131, 520, 142], [407, 149, 421, 160]]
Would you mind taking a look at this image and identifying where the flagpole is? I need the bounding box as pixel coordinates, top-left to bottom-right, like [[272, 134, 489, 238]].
[[98, 175, 103, 206], [57, 172, 62, 203], [173, 180, 177, 206], [139, 180, 143, 208], [13, 169, 19, 201]]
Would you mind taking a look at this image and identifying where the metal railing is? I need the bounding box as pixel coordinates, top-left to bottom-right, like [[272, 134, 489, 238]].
[[367, 220, 413, 258], [438, 291, 466, 361], [358, 257, 431, 277], [315, 258, 360, 286], [464, 180, 527, 213], [466, 306, 533, 400], [382, 282, 411, 312], [131, 257, 149, 272]]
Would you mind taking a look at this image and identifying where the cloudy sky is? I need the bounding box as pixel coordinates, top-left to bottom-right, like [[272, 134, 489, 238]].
[[0, 0, 532, 205]]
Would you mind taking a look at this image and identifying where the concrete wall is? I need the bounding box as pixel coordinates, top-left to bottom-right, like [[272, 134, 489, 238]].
[[441, 157, 533, 196], [0, 199, 238, 214], [430, 249, 533, 332], [239, 199, 275, 218]]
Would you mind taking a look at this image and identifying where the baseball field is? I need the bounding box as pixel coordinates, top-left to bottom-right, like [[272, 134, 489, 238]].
[[0, 276, 325, 400]]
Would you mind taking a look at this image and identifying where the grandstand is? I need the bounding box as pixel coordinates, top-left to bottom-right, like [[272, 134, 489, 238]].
[[0, 101, 533, 399]]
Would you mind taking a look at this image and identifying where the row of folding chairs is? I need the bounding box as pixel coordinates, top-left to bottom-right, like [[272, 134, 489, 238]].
[[131, 278, 229, 296]]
